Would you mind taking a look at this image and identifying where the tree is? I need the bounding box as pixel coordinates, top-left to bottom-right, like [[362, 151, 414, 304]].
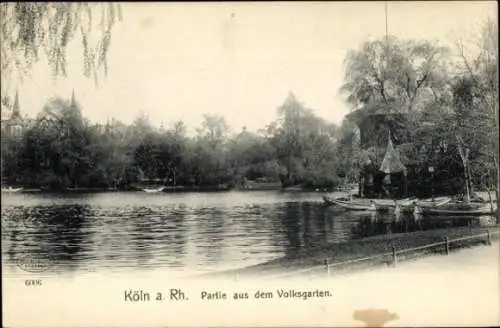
[[227, 128, 261, 181], [1, 125, 25, 186], [269, 92, 340, 188], [226, 127, 280, 184], [197, 114, 230, 149], [165, 121, 188, 185], [455, 17, 498, 197], [272, 92, 307, 184], [16, 97, 94, 188], [129, 112, 153, 148], [338, 36, 459, 197], [1, 3, 122, 98], [341, 36, 450, 112], [88, 120, 135, 189], [192, 114, 231, 186]]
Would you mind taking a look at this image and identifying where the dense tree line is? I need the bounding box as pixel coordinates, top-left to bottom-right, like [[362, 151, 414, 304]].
[[1, 92, 341, 190]]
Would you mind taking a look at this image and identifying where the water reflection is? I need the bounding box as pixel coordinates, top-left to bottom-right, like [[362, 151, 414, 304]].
[[1, 191, 497, 276], [2, 205, 92, 272], [350, 211, 497, 239]]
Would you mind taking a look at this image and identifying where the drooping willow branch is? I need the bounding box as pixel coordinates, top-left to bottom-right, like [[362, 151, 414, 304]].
[[0, 3, 122, 92]]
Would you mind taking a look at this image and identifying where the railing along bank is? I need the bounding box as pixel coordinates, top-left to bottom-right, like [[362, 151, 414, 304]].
[[264, 229, 499, 280]]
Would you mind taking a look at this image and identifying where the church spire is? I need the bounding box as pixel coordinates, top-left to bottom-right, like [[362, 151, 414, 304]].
[[71, 89, 76, 108], [12, 90, 20, 119]]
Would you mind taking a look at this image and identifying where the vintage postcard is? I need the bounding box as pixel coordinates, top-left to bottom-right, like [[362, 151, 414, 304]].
[[1, 1, 499, 327]]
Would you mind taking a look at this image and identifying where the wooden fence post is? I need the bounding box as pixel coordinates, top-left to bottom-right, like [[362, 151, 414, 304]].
[[487, 230, 492, 246], [445, 237, 449, 255], [392, 245, 397, 267], [325, 258, 330, 277]]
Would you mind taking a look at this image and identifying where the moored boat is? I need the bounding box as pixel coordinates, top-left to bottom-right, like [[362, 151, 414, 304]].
[[322, 195, 352, 205], [323, 197, 377, 211], [142, 186, 166, 193], [372, 197, 417, 212], [335, 183, 359, 195], [1, 186, 23, 193], [322, 196, 337, 206], [399, 196, 453, 213], [414, 201, 497, 216]]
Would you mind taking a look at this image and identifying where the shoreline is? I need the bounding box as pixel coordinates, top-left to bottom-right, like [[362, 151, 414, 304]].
[[2, 186, 304, 193], [202, 224, 500, 279], [4, 185, 496, 196]]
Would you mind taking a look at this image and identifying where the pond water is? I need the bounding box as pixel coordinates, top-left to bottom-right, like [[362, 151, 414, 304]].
[[1, 191, 497, 277]]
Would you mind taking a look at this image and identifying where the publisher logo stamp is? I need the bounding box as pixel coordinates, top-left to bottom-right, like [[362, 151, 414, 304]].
[[16, 252, 56, 273]]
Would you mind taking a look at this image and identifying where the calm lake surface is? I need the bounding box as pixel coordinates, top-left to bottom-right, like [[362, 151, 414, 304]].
[[1, 191, 497, 277]]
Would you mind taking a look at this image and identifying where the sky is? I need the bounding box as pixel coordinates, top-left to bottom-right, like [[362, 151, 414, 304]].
[[6, 1, 497, 135]]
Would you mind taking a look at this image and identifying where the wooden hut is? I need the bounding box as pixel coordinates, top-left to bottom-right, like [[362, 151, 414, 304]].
[[346, 103, 410, 199]]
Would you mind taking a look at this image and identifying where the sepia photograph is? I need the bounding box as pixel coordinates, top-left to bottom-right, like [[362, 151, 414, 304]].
[[1, 1, 499, 327]]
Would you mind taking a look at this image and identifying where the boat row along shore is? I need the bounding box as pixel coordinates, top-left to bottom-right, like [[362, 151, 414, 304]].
[[322, 192, 498, 216]]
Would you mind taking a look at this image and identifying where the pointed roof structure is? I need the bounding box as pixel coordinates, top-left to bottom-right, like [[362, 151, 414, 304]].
[[379, 131, 406, 175], [11, 90, 21, 119]]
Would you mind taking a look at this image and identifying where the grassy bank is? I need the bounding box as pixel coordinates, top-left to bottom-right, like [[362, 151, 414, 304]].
[[208, 224, 499, 279]]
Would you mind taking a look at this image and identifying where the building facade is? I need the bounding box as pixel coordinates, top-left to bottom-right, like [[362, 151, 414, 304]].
[[1, 91, 33, 140]]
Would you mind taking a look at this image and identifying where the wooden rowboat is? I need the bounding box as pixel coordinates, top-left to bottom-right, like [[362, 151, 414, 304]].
[[1, 187, 23, 193], [322, 197, 377, 211], [372, 197, 417, 212], [399, 196, 453, 213], [142, 186, 166, 193], [322, 196, 337, 206], [414, 202, 497, 216], [322, 195, 350, 205]]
